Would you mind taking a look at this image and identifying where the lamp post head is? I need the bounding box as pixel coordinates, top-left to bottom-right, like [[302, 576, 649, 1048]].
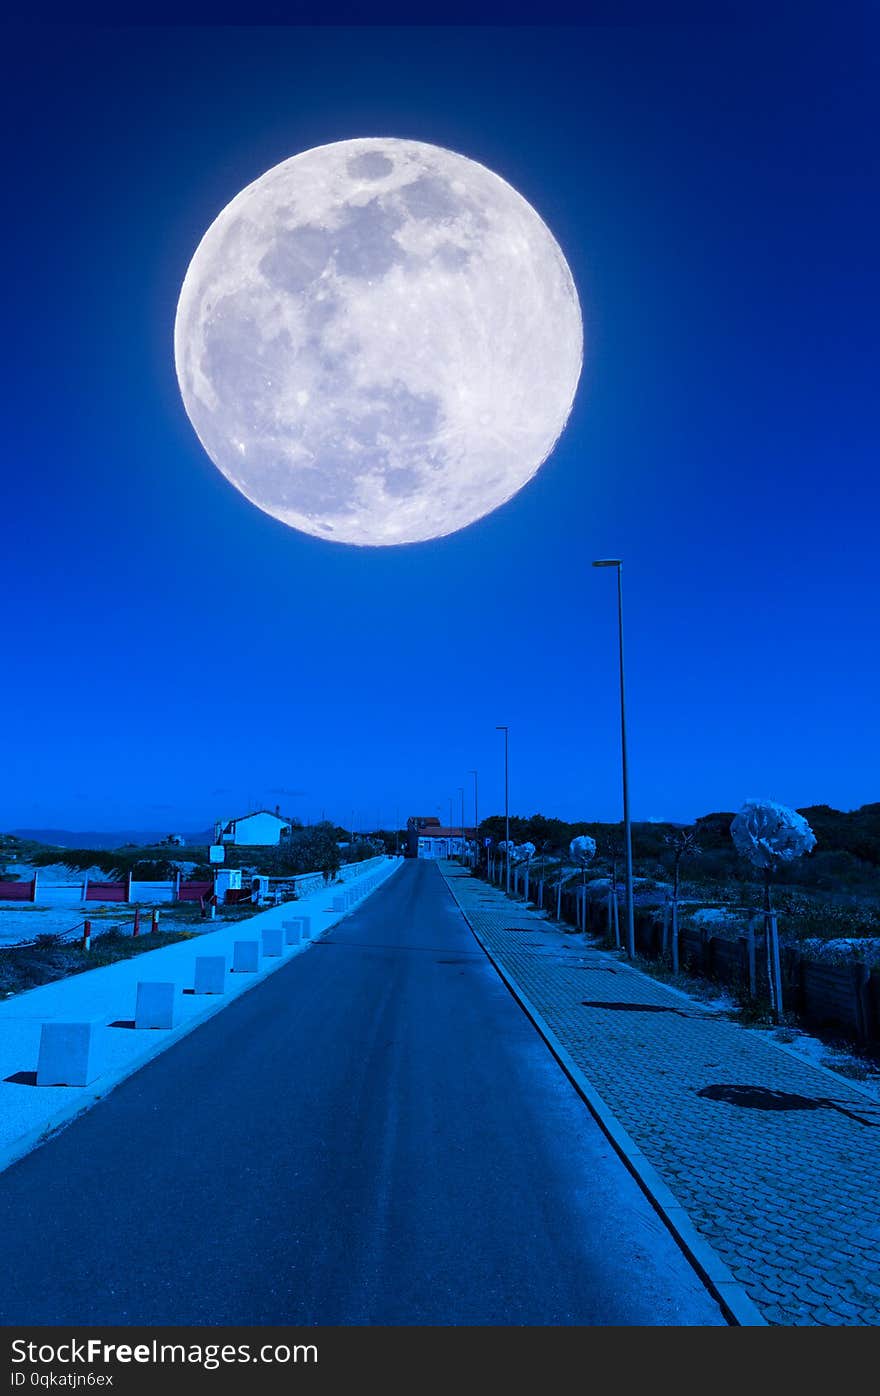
[[592, 558, 622, 568]]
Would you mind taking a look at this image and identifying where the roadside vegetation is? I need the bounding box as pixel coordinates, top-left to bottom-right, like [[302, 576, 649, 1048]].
[[477, 803, 880, 949], [0, 926, 196, 998], [0, 892, 261, 998]]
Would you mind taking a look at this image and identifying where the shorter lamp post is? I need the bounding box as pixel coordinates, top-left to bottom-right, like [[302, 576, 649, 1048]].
[[468, 768, 479, 868], [496, 725, 510, 893]]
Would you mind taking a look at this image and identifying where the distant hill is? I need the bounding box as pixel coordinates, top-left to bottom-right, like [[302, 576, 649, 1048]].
[[11, 829, 212, 851]]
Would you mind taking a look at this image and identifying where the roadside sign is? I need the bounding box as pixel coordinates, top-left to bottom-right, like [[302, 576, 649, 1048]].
[[209, 844, 225, 864]]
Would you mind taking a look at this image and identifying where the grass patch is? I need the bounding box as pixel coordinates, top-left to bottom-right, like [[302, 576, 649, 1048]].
[[0, 928, 199, 998]]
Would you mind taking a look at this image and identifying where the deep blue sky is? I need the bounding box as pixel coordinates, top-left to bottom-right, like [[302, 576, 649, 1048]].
[[2, 16, 878, 833]]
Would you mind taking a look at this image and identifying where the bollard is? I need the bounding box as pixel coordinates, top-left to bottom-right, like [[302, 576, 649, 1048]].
[[194, 955, 226, 994], [233, 940, 260, 973], [151, 908, 159, 934], [135, 981, 176, 1030], [262, 926, 283, 957], [82, 920, 91, 952], [37, 1021, 97, 1086], [282, 919, 302, 946]]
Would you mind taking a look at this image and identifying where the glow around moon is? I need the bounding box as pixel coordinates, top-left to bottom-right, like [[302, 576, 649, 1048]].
[[174, 138, 583, 546]]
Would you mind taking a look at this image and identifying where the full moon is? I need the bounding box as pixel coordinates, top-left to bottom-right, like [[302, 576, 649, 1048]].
[[174, 138, 583, 546]]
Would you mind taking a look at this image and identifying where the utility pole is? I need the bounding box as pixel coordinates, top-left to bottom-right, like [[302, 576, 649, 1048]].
[[496, 725, 510, 894], [468, 768, 479, 869], [592, 559, 636, 959]]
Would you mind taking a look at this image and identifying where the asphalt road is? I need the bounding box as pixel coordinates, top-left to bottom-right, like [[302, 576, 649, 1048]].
[[0, 861, 724, 1325]]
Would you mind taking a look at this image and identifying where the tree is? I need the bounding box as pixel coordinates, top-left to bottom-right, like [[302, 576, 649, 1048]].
[[730, 801, 816, 911], [662, 828, 701, 972], [730, 800, 816, 1019], [518, 842, 536, 901], [569, 835, 597, 932], [601, 834, 623, 948]]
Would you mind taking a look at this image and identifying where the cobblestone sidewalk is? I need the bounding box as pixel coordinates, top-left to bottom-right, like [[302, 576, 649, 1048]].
[[439, 863, 880, 1326]]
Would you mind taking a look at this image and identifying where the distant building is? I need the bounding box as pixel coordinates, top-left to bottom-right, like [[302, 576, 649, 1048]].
[[407, 816, 475, 860], [215, 807, 293, 847]]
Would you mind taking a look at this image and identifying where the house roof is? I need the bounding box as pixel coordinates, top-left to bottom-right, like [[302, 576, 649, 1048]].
[[417, 827, 476, 839], [226, 809, 292, 827]]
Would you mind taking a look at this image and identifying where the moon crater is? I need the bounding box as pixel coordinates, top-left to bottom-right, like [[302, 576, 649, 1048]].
[[175, 137, 583, 545]]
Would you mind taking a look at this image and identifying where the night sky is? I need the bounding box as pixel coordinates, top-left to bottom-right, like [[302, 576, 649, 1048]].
[[3, 16, 878, 832]]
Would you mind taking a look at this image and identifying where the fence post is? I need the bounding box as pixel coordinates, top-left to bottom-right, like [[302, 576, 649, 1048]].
[[766, 911, 783, 1021], [82, 873, 89, 902], [133, 908, 140, 937], [151, 908, 159, 934], [82, 920, 91, 952], [747, 912, 758, 999], [31, 872, 38, 903], [854, 960, 873, 1044], [671, 899, 679, 974]]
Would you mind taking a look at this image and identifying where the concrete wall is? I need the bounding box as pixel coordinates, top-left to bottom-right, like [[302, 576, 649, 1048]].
[[128, 880, 176, 904]]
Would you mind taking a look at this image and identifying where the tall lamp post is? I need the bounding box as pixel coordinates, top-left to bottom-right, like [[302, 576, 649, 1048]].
[[468, 768, 479, 869], [496, 725, 510, 894], [458, 786, 465, 860], [592, 559, 635, 959]]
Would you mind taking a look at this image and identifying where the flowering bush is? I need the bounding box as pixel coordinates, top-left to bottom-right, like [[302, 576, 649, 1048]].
[[569, 834, 597, 866], [730, 800, 816, 872]]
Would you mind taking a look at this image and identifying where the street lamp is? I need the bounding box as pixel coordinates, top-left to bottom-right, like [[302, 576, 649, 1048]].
[[592, 559, 635, 959], [496, 725, 510, 894], [458, 786, 465, 859], [468, 768, 479, 868]]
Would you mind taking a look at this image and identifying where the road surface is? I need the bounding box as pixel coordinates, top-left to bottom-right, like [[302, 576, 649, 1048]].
[[0, 861, 724, 1324]]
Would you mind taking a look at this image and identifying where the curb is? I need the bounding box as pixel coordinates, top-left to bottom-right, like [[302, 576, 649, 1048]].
[[442, 870, 766, 1328], [0, 861, 403, 1179]]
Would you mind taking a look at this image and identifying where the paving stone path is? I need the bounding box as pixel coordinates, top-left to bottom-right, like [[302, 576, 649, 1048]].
[[440, 863, 880, 1326]]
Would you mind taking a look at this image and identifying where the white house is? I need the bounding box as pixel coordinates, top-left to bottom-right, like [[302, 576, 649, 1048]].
[[413, 825, 475, 860], [215, 809, 293, 847]]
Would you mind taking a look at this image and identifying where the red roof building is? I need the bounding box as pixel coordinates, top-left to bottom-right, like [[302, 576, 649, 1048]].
[[407, 819, 476, 860]]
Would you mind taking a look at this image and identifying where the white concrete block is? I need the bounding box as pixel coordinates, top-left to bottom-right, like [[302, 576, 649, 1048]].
[[135, 981, 176, 1030], [233, 940, 260, 972], [36, 1021, 97, 1087], [298, 915, 312, 940], [282, 919, 302, 945], [332, 895, 345, 912], [194, 955, 226, 994], [262, 926, 283, 957]]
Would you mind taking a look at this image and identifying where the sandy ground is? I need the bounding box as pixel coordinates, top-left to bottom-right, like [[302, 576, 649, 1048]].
[[0, 903, 213, 948]]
